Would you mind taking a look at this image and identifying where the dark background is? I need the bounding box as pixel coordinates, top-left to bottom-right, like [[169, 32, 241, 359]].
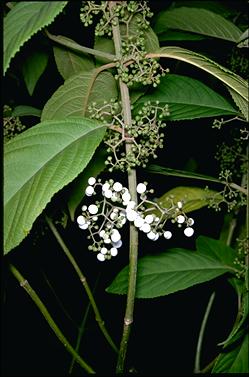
[[1, 1, 247, 376]]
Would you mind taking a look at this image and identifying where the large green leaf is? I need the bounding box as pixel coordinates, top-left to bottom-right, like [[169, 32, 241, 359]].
[[12, 105, 41, 118], [154, 7, 242, 42], [158, 30, 206, 41], [135, 74, 238, 120], [150, 47, 248, 102], [53, 39, 95, 80], [212, 333, 249, 373], [146, 186, 221, 216], [41, 70, 118, 121], [4, 117, 106, 254], [22, 50, 49, 96], [227, 87, 249, 121], [67, 147, 107, 221], [106, 248, 235, 298], [4, 1, 67, 74]]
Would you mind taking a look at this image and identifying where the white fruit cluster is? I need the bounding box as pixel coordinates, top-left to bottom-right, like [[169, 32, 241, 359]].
[[77, 177, 195, 261]]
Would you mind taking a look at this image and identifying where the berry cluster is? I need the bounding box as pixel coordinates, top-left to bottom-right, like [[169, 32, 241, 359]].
[[3, 105, 26, 143], [88, 100, 169, 172], [77, 177, 195, 262]]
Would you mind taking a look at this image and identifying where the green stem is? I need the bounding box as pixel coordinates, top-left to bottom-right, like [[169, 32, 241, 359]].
[[9, 263, 95, 374], [108, 2, 139, 374], [45, 216, 118, 354], [44, 29, 116, 61], [194, 291, 216, 374]]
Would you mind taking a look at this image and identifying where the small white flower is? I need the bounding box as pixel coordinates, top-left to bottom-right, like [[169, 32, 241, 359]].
[[88, 177, 96, 185], [136, 183, 146, 194], [97, 253, 105, 261], [111, 229, 121, 243], [188, 218, 195, 226], [100, 247, 108, 255], [176, 215, 185, 224], [113, 182, 123, 192], [147, 231, 157, 240], [88, 204, 98, 215], [102, 182, 110, 192], [140, 223, 151, 233], [184, 227, 194, 237], [110, 247, 118, 256], [104, 189, 112, 198], [134, 216, 144, 228], [144, 214, 154, 224], [126, 209, 138, 222], [79, 223, 89, 230], [77, 215, 86, 225], [85, 186, 94, 196], [177, 201, 183, 209], [164, 231, 172, 239], [112, 240, 122, 248]]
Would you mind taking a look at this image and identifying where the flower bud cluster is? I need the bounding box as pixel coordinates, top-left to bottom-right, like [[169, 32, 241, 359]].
[[77, 177, 195, 262], [4, 105, 26, 143], [88, 100, 169, 172]]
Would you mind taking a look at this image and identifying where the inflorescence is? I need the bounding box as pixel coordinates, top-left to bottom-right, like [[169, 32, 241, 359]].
[[77, 177, 195, 261]]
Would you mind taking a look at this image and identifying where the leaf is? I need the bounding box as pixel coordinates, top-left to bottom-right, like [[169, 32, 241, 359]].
[[151, 46, 248, 102], [227, 87, 249, 121], [106, 248, 234, 298], [158, 30, 206, 41], [53, 40, 95, 80], [146, 164, 222, 184], [12, 105, 41, 117], [196, 236, 238, 269], [237, 28, 249, 48], [67, 147, 107, 221], [22, 50, 49, 95], [41, 70, 118, 121], [147, 186, 221, 215], [212, 333, 249, 373], [154, 7, 242, 42], [4, 1, 67, 74], [4, 117, 106, 254], [94, 37, 116, 66], [135, 74, 238, 120]]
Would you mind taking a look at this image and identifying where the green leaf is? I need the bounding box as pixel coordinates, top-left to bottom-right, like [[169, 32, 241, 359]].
[[135, 74, 238, 120], [153, 47, 248, 102], [196, 236, 238, 268], [147, 186, 221, 215], [22, 50, 49, 95], [154, 7, 242, 42], [53, 40, 95, 80], [94, 37, 116, 66], [227, 87, 249, 121], [106, 248, 234, 298], [4, 117, 106, 254], [12, 105, 41, 118], [158, 30, 206, 41], [67, 147, 107, 221], [147, 164, 222, 184], [41, 70, 118, 121], [212, 333, 249, 373], [4, 1, 67, 74]]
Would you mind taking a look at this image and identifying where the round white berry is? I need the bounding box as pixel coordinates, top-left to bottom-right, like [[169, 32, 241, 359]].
[[111, 229, 121, 243], [184, 227, 194, 237], [104, 189, 112, 199], [177, 201, 183, 209], [112, 240, 122, 248], [176, 215, 185, 224], [110, 247, 118, 256], [110, 212, 117, 220], [111, 193, 118, 202], [126, 209, 138, 222], [102, 182, 110, 192], [144, 214, 154, 224], [79, 223, 89, 230], [136, 183, 146, 194], [88, 204, 98, 215], [188, 218, 195, 226], [100, 247, 108, 255], [122, 192, 131, 202], [126, 201, 136, 209], [140, 223, 151, 233], [99, 230, 106, 238], [134, 216, 144, 228], [113, 182, 123, 192], [77, 215, 86, 225], [152, 233, 159, 241], [147, 231, 157, 240], [81, 205, 87, 211], [85, 186, 94, 196], [164, 231, 172, 239], [88, 177, 96, 185], [97, 253, 105, 261], [104, 238, 111, 244]]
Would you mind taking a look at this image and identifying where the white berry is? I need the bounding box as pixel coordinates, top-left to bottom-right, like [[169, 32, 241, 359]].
[[184, 227, 194, 237], [100, 247, 108, 255], [102, 182, 110, 192], [188, 218, 195, 226], [88, 204, 98, 215], [97, 253, 105, 261], [136, 183, 146, 194], [111, 229, 121, 242], [77, 215, 86, 225], [113, 182, 123, 192], [104, 189, 112, 198], [177, 201, 183, 209], [144, 214, 154, 224], [110, 247, 118, 256], [176, 215, 185, 224], [112, 240, 122, 248], [79, 223, 89, 230], [140, 223, 151, 233], [88, 177, 96, 185], [147, 231, 157, 240], [134, 216, 144, 228], [126, 209, 138, 222], [164, 231, 172, 239], [85, 186, 94, 196]]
